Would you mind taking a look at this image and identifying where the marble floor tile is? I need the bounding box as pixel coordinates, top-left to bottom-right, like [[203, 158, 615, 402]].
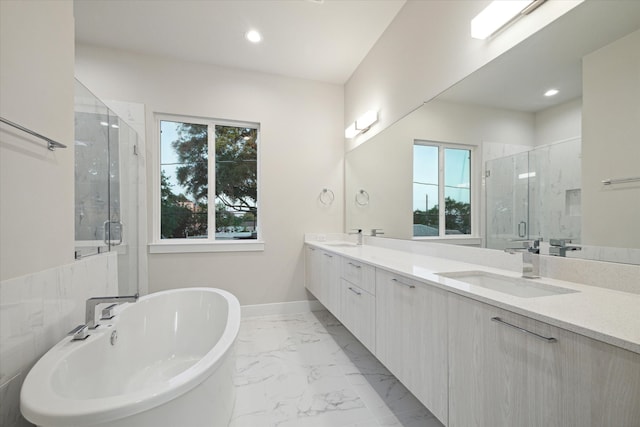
[[231, 310, 444, 427]]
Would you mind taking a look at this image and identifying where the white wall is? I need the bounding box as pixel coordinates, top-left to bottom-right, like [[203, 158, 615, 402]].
[[534, 98, 582, 146], [75, 45, 345, 305], [0, 2, 110, 425], [0, 0, 75, 281], [582, 29, 640, 248], [345, 0, 582, 151]]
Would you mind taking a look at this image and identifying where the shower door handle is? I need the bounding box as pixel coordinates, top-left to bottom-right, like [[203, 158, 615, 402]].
[[518, 221, 527, 238], [103, 221, 124, 246]]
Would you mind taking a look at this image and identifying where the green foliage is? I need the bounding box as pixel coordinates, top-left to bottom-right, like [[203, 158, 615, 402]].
[[414, 197, 471, 235], [215, 125, 257, 214], [160, 170, 208, 238], [173, 123, 208, 202]]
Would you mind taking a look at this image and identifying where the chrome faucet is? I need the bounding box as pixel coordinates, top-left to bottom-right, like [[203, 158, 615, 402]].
[[86, 294, 138, 329], [349, 229, 363, 245], [549, 238, 582, 257], [371, 228, 384, 237], [504, 239, 540, 279]]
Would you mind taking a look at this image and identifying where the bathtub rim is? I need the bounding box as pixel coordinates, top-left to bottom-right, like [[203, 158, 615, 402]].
[[20, 287, 240, 427]]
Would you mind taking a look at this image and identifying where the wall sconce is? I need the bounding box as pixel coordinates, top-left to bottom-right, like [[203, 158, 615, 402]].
[[471, 0, 546, 40], [345, 110, 378, 139]]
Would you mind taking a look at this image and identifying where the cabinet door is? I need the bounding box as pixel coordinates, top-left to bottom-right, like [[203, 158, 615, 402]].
[[304, 246, 321, 298], [340, 279, 375, 352], [375, 269, 448, 425], [320, 251, 341, 318], [448, 292, 640, 427]]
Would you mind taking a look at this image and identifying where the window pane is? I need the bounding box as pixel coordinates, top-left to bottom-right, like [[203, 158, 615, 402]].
[[215, 125, 258, 240], [160, 120, 208, 239], [413, 144, 439, 236], [444, 148, 471, 235]]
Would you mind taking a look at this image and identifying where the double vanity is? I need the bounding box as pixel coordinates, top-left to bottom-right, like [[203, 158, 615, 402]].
[[304, 236, 640, 427]]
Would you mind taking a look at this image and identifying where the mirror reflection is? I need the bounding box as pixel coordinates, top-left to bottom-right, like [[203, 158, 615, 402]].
[[345, 1, 640, 264]]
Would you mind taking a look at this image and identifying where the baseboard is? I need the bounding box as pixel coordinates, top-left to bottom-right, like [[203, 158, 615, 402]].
[[241, 299, 324, 318]]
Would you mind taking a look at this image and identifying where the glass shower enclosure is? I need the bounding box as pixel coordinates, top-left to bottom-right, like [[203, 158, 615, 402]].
[[485, 138, 582, 250], [74, 80, 140, 295]]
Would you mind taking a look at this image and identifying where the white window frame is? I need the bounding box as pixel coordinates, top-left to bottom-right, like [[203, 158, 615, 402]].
[[413, 140, 479, 241], [149, 113, 263, 253]]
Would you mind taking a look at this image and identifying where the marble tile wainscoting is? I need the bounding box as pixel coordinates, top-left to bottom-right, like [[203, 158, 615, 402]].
[[0, 253, 118, 427], [232, 309, 443, 427]]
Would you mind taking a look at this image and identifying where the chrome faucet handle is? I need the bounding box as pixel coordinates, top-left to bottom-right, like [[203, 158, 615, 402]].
[[68, 324, 89, 341], [371, 228, 384, 237], [86, 294, 139, 329], [505, 238, 540, 253], [100, 303, 118, 320]]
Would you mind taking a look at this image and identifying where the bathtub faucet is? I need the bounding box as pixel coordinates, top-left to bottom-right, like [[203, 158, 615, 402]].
[[86, 294, 139, 329]]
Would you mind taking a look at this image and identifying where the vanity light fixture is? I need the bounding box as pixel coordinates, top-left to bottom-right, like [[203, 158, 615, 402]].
[[471, 0, 546, 40], [544, 88, 559, 97], [245, 29, 262, 43], [345, 110, 378, 139]]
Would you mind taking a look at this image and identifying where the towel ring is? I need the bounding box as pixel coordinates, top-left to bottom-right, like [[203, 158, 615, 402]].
[[355, 189, 370, 206], [319, 188, 335, 205]]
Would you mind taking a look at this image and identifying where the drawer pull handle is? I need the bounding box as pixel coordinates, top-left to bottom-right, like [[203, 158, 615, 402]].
[[348, 262, 362, 269], [348, 287, 362, 296], [323, 253, 333, 258], [391, 278, 415, 289], [491, 317, 557, 343]]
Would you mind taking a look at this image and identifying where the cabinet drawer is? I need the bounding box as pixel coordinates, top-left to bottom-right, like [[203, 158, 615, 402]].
[[376, 268, 425, 291], [341, 257, 375, 294], [340, 279, 375, 352]]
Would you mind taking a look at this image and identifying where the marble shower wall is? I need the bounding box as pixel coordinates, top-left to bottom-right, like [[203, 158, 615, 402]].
[[0, 253, 118, 427], [530, 138, 582, 242]]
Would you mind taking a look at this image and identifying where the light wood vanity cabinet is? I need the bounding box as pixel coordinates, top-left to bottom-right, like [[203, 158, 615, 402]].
[[340, 257, 376, 352], [305, 244, 640, 427], [448, 292, 640, 427], [375, 269, 449, 425]]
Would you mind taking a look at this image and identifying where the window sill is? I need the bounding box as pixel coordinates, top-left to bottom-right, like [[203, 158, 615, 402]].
[[148, 240, 265, 254], [412, 236, 482, 246]]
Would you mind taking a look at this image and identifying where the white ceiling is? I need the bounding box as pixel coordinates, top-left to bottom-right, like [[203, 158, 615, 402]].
[[74, 0, 406, 85]]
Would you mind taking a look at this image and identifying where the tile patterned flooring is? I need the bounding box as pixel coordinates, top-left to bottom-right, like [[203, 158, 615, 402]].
[[230, 310, 444, 427]]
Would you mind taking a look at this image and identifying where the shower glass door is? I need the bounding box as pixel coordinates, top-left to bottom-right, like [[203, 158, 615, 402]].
[[485, 151, 530, 250], [485, 138, 582, 250], [74, 80, 140, 295]]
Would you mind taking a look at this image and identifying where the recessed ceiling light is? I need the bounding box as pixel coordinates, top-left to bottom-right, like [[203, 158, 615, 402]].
[[245, 30, 262, 43], [544, 89, 559, 97]]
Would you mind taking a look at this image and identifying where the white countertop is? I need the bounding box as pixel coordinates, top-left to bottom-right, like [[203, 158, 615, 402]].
[[306, 240, 640, 354]]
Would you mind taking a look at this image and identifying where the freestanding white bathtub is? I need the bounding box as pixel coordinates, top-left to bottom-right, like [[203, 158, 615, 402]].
[[21, 288, 240, 427]]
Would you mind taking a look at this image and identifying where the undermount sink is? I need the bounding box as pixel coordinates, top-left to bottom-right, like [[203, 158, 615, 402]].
[[436, 271, 579, 298], [323, 242, 358, 247]]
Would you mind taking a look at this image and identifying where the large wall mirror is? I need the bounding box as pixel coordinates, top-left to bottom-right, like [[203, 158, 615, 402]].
[[346, 1, 640, 265]]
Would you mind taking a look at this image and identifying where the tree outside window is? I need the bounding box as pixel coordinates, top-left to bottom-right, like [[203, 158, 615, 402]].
[[160, 118, 258, 240]]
